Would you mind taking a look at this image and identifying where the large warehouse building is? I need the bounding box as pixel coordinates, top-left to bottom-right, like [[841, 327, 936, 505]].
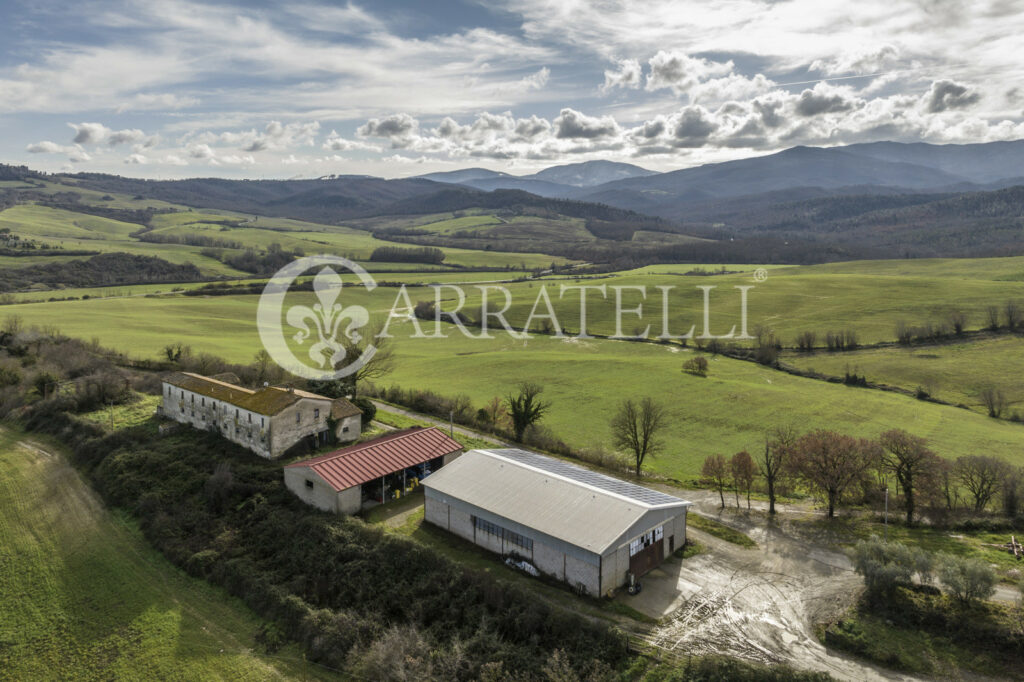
[[423, 448, 691, 596]]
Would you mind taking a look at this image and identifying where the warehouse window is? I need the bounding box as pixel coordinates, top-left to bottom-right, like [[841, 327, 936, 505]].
[[473, 516, 533, 552], [628, 526, 664, 556]]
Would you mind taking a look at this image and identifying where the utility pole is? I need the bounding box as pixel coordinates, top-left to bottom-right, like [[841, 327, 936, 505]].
[[883, 486, 889, 541]]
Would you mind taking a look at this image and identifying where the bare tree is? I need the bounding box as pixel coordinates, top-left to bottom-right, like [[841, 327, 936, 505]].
[[948, 310, 967, 336], [479, 396, 506, 431], [879, 429, 942, 525], [980, 387, 1006, 418], [702, 454, 729, 509], [955, 455, 1010, 512], [790, 430, 873, 518], [986, 305, 1001, 331], [730, 450, 756, 509], [760, 425, 797, 515], [505, 381, 549, 442], [610, 397, 668, 477], [344, 319, 395, 397], [1006, 301, 1022, 331]]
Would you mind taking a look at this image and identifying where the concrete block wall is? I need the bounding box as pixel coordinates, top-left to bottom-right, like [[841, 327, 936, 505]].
[[283, 467, 337, 512]]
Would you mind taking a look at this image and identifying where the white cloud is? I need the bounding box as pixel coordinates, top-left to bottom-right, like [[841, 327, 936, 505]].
[[602, 58, 642, 91], [115, 92, 199, 113], [645, 51, 733, 95], [554, 108, 619, 139], [124, 153, 147, 164], [924, 79, 981, 113], [26, 140, 73, 153]]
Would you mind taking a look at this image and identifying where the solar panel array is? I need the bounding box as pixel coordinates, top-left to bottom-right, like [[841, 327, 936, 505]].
[[488, 448, 686, 507]]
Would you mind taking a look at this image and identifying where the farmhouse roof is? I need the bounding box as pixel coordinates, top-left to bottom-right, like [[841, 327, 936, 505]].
[[162, 372, 335, 416], [422, 448, 691, 554], [285, 427, 463, 491], [331, 398, 363, 419]]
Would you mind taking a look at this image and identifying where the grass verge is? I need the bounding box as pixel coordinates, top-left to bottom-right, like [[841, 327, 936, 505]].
[[687, 513, 758, 548]]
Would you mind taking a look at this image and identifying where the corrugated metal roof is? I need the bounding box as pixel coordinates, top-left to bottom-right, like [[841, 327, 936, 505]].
[[285, 427, 463, 491], [422, 448, 690, 554]]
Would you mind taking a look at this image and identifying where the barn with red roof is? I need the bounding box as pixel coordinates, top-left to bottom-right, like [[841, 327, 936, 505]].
[[283, 427, 463, 514]]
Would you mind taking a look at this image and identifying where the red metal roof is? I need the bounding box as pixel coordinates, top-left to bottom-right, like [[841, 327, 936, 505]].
[[285, 427, 463, 491]]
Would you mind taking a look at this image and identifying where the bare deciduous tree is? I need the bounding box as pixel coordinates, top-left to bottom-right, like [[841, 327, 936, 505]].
[[730, 450, 756, 509], [980, 387, 1006, 418], [344, 319, 395, 397], [879, 429, 942, 525], [955, 455, 1009, 512], [948, 310, 967, 336], [986, 305, 1001, 331], [610, 397, 668, 477], [1006, 300, 1022, 331], [761, 425, 797, 515], [790, 430, 873, 518], [702, 454, 729, 509], [505, 381, 549, 442]]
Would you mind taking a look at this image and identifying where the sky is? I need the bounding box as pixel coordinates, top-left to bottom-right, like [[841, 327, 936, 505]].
[[1, 0, 1022, 179]]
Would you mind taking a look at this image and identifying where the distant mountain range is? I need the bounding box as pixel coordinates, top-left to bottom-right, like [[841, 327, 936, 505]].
[[414, 141, 1024, 219], [3, 138, 1023, 264]]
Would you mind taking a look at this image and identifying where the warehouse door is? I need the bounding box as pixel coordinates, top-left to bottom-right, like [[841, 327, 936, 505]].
[[628, 526, 665, 578], [629, 538, 663, 577]]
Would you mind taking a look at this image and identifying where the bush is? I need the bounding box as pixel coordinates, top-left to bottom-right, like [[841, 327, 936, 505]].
[[852, 536, 932, 600], [937, 553, 997, 605], [351, 396, 376, 427], [683, 356, 709, 376]]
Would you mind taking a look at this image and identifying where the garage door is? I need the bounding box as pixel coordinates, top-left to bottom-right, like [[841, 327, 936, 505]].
[[629, 538, 663, 577]]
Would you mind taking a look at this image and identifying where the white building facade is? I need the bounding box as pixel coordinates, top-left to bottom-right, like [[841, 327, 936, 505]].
[[423, 448, 690, 596]]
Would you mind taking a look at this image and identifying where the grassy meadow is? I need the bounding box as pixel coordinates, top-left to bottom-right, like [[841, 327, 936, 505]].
[[784, 335, 1024, 415], [0, 188, 574, 277], [0, 427, 329, 680], [6, 290, 1024, 479]]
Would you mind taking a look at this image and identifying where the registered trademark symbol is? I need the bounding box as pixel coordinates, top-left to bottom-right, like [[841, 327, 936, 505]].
[[753, 268, 768, 283]]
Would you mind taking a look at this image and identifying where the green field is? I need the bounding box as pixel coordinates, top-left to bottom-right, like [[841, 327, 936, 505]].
[[783, 335, 1024, 414], [0, 184, 577, 279], [0, 427, 326, 680], [7, 291, 1024, 479]]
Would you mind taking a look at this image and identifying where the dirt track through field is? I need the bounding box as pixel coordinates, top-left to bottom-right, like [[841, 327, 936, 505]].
[[632, 490, 923, 681]]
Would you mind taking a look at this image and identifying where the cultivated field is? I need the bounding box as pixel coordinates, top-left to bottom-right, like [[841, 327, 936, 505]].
[[0, 427, 327, 680]]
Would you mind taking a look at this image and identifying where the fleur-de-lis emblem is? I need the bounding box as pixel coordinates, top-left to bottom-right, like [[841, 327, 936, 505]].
[[285, 267, 369, 369]]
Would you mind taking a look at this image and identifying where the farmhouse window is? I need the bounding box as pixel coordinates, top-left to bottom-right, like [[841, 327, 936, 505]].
[[305, 480, 314, 490], [314, 408, 320, 419], [201, 398, 205, 406], [261, 417, 265, 427], [236, 408, 239, 418], [248, 414, 251, 423], [342, 426, 349, 433], [191, 395, 194, 404], [296, 412, 301, 424]]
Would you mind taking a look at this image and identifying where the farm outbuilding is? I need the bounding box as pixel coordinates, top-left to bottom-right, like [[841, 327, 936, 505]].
[[423, 448, 691, 596], [284, 427, 463, 514]]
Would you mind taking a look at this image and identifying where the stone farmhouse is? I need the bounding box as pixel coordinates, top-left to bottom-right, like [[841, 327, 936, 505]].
[[159, 371, 362, 458]]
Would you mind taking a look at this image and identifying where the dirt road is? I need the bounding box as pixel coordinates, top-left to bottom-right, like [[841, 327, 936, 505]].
[[622, 487, 924, 681]]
